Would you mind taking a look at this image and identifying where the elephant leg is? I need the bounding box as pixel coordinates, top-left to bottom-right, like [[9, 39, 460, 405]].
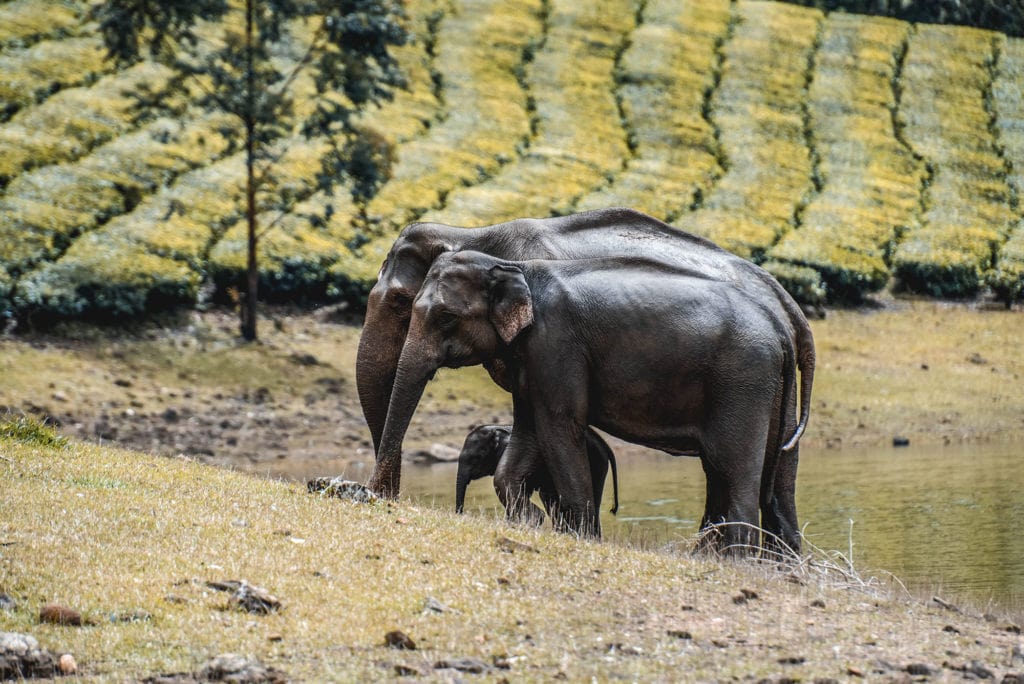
[[493, 440, 545, 527], [534, 419, 597, 538], [697, 469, 730, 551], [701, 405, 771, 556], [760, 378, 802, 557]]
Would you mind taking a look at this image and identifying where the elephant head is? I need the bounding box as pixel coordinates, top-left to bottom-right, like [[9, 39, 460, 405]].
[[368, 251, 534, 497], [356, 224, 458, 456], [455, 425, 512, 513]]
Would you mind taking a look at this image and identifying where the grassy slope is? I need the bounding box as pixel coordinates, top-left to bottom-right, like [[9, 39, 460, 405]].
[[0, 303, 1023, 679], [2, 432, 1023, 682]]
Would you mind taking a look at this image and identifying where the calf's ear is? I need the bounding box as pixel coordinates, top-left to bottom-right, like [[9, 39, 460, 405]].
[[488, 264, 533, 344]]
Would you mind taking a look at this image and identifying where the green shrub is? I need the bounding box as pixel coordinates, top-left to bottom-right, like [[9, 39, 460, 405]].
[[987, 223, 1024, 303], [15, 233, 200, 320], [0, 414, 68, 449], [762, 260, 827, 307]]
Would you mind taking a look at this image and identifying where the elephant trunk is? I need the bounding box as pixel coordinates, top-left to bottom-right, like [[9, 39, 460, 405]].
[[366, 334, 437, 499], [455, 464, 471, 514], [356, 294, 409, 455]]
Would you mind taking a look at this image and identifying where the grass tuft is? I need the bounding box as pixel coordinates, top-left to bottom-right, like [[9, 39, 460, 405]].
[[0, 413, 68, 449]]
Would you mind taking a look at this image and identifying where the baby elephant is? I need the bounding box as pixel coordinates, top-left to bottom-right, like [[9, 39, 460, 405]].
[[455, 425, 619, 530]]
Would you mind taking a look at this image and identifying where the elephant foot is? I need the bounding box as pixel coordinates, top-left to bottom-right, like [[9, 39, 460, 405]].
[[367, 465, 400, 499]]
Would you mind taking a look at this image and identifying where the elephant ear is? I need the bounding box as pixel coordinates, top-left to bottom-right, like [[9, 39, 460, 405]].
[[488, 264, 534, 344]]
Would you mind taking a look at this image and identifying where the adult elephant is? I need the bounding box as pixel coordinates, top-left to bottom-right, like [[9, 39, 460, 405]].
[[359, 208, 813, 549], [455, 424, 619, 534], [374, 251, 809, 550]]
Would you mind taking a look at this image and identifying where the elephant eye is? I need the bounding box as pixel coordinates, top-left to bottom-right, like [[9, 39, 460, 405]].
[[388, 290, 413, 313], [438, 310, 459, 329]]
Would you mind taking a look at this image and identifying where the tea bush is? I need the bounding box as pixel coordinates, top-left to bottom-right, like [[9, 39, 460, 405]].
[[0, 36, 110, 120], [892, 25, 1017, 297], [673, 1, 822, 261], [424, 0, 633, 227], [575, 0, 730, 221], [769, 14, 924, 302], [0, 62, 174, 186], [364, 0, 543, 233], [2, 0, 1024, 319]]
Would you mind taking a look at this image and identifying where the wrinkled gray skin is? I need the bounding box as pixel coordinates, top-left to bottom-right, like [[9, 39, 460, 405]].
[[455, 424, 619, 534], [374, 250, 811, 551], [360, 208, 814, 552]]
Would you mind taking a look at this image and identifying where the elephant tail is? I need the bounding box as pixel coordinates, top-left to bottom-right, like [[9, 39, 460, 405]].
[[775, 283, 815, 453], [781, 319, 815, 452], [608, 447, 619, 516]]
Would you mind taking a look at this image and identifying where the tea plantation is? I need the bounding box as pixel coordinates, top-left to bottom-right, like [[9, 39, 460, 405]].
[[2, 0, 1023, 320]]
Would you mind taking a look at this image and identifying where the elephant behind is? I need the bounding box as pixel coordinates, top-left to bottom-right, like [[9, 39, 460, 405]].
[[455, 424, 619, 534], [374, 250, 810, 551]]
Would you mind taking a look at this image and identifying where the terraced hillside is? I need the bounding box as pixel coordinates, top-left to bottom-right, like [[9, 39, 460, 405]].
[[2, 0, 1023, 321]]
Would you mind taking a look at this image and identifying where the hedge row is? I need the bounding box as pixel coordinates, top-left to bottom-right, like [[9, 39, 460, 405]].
[[0, 36, 111, 121], [674, 1, 823, 262], [575, 0, 730, 221], [0, 112, 232, 280], [0, 61, 175, 186], [892, 25, 1017, 297], [0, 0, 87, 49], [767, 13, 925, 303], [363, 0, 544, 234], [989, 39, 1024, 301], [419, 0, 634, 227]]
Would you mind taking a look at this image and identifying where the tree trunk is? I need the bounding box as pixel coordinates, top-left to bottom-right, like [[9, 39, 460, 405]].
[[240, 0, 258, 342]]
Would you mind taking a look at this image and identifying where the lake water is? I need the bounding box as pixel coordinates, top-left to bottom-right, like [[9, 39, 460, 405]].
[[395, 439, 1024, 609]]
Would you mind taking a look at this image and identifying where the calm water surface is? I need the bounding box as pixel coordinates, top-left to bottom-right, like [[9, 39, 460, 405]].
[[396, 440, 1024, 608], [252, 439, 1023, 608]]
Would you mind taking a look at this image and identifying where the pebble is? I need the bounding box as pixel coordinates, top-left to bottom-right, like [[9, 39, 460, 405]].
[[39, 604, 83, 626], [58, 653, 77, 675], [384, 630, 416, 650]]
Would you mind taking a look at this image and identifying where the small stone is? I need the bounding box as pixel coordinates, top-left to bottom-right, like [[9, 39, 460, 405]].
[[1001, 674, 1024, 684], [434, 657, 490, 673], [893, 436, 910, 447], [195, 653, 287, 683], [422, 597, 448, 614], [39, 603, 83, 626], [943, 624, 961, 634], [394, 663, 425, 676], [906, 663, 936, 676], [967, 660, 995, 679], [0, 632, 57, 678], [206, 580, 280, 615], [666, 629, 692, 640], [810, 599, 826, 608], [385, 630, 416, 650], [0, 594, 15, 611], [847, 666, 865, 677], [1011, 644, 1024, 666], [58, 653, 77, 675], [495, 535, 539, 554]]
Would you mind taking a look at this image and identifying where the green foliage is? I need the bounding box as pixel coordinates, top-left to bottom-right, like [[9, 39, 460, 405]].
[[769, 14, 920, 303], [674, 2, 823, 258], [988, 222, 1024, 302], [781, 0, 1024, 38], [3, 0, 1024, 318], [0, 414, 68, 449], [892, 25, 1016, 297], [762, 260, 827, 307]]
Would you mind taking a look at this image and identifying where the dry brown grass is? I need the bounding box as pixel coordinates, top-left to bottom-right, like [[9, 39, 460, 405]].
[[2, 427, 1023, 682]]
